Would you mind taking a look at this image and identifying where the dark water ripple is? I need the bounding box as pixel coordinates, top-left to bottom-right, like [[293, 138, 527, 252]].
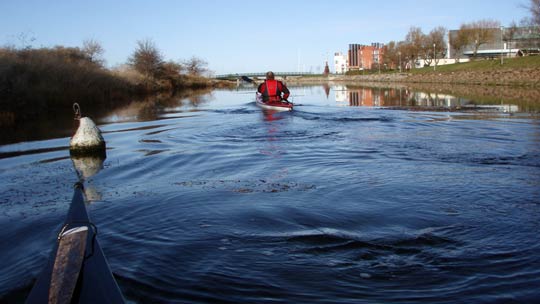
[[1, 88, 540, 303]]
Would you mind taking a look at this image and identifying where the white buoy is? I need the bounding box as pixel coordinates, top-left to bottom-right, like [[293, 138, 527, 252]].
[[69, 117, 106, 155], [69, 103, 106, 156]]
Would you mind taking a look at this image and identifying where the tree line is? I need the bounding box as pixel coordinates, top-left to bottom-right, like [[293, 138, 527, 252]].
[[379, 0, 540, 71], [382, 20, 502, 70], [0, 38, 219, 125]]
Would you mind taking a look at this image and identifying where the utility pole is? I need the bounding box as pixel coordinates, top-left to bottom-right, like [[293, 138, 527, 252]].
[[433, 44, 436, 71], [500, 26, 504, 65]]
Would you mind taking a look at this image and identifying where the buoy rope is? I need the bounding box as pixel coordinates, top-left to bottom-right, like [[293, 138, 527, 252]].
[[73, 103, 81, 120]]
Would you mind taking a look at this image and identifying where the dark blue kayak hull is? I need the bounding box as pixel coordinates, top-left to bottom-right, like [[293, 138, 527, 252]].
[[26, 183, 124, 303]]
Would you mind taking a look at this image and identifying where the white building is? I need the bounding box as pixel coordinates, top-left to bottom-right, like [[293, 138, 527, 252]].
[[333, 52, 348, 74]]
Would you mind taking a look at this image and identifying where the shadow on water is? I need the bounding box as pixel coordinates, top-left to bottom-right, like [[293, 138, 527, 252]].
[[0, 146, 68, 159], [0, 88, 214, 145]]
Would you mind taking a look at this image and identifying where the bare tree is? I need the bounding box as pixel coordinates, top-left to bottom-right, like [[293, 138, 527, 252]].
[[382, 41, 409, 71], [161, 60, 184, 76], [382, 41, 398, 69], [16, 31, 36, 50], [420, 35, 436, 67], [404, 27, 425, 69], [129, 39, 164, 80], [462, 19, 500, 58], [525, 0, 540, 27], [427, 27, 447, 66], [396, 41, 408, 71], [450, 26, 470, 62], [159, 60, 184, 88], [183, 56, 208, 76], [503, 21, 519, 49], [82, 39, 105, 66]]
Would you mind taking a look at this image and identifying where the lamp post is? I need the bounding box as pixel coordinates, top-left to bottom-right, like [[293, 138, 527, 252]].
[[500, 26, 504, 65], [398, 51, 401, 73], [433, 43, 436, 71]]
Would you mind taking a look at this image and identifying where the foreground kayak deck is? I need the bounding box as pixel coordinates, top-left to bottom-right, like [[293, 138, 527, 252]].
[[26, 183, 124, 304]]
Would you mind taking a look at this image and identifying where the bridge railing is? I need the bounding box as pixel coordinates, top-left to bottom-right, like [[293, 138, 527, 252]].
[[213, 72, 315, 79]]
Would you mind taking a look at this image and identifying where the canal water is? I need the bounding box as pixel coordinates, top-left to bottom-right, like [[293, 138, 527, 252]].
[[1, 84, 539, 303]]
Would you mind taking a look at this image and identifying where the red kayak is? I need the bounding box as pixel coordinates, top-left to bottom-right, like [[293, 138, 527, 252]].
[[256, 93, 293, 111]]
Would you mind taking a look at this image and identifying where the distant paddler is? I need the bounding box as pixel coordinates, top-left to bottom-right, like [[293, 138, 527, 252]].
[[257, 71, 290, 103], [69, 103, 106, 157], [255, 71, 293, 111]]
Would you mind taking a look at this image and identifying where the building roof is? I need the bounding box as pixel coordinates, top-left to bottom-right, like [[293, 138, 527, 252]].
[[463, 48, 522, 57]]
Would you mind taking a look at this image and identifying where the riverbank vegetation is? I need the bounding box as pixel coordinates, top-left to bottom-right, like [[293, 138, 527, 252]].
[[0, 46, 132, 124], [0, 39, 230, 128]]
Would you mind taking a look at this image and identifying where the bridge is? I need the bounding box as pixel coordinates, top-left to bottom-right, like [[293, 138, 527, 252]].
[[213, 72, 315, 80]]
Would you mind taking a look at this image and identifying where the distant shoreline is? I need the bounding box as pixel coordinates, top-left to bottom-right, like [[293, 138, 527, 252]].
[[285, 68, 540, 88], [278, 56, 540, 88]]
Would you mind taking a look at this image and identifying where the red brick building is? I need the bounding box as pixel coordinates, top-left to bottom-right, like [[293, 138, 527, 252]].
[[348, 43, 384, 71]]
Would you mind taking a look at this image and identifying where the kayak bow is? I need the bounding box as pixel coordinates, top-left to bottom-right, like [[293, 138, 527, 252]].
[[26, 182, 124, 304]]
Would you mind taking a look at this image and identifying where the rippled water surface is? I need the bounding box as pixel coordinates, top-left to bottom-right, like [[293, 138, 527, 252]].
[[1, 85, 540, 303]]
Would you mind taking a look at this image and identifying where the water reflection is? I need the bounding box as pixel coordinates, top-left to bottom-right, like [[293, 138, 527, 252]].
[[333, 84, 522, 112], [256, 109, 295, 193], [71, 153, 106, 201], [2, 84, 537, 147], [260, 110, 287, 122], [71, 154, 105, 180], [101, 89, 213, 123], [0, 89, 215, 146], [322, 83, 330, 99], [258, 108, 293, 160]]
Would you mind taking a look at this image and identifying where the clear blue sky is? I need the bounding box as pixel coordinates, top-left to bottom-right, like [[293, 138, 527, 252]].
[[0, 0, 530, 74]]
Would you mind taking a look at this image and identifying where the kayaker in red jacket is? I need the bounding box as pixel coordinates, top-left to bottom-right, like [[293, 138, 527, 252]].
[[257, 71, 290, 103]]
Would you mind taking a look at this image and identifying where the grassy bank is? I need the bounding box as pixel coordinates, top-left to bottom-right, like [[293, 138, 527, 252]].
[[411, 55, 540, 74], [288, 56, 540, 87], [404, 56, 540, 87]]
